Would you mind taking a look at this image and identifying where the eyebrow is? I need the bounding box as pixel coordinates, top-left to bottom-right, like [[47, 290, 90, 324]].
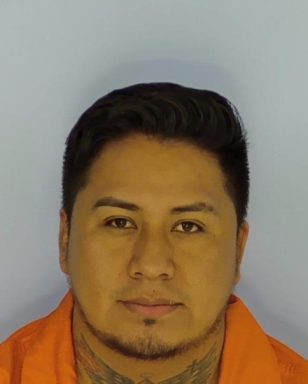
[[92, 196, 219, 216]]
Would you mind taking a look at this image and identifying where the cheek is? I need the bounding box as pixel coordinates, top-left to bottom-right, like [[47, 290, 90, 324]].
[[190, 252, 235, 293], [187, 247, 236, 326], [188, 236, 237, 297], [68, 228, 117, 292], [67, 235, 120, 319], [208, 239, 237, 300]]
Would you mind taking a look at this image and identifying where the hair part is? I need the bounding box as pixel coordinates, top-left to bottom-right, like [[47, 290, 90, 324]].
[[62, 82, 249, 228]]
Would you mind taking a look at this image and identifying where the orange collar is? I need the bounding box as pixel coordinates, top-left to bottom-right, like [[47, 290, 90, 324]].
[[21, 291, 284, 383], [219, 294, 282, 383]]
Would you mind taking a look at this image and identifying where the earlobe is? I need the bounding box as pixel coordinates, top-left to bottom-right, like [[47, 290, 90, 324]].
[[59, 208, 69, 275], [234, 221, 249, 285], [234, 251, 242, 285], [234, 271, 241, 285], [239, 220, 249, 258]]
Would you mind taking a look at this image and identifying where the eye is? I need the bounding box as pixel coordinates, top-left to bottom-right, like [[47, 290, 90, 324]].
[[173, 221, 204, 234], [104, 218, 204, 234], [104, 218, 135, 230]]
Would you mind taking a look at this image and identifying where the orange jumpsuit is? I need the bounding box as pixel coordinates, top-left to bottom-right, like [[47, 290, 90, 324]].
[[0, 292, 307, 383]]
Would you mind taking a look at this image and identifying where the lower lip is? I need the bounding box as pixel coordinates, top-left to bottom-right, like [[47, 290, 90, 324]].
[[122, 302, 181, 317]]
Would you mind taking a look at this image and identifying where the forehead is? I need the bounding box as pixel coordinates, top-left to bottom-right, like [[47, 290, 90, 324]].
[[79, 134, 232, 215], [87, 134, 226, 192]]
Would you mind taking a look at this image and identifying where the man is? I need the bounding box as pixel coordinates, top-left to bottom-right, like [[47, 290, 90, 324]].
[[0, 82, 307, 383]]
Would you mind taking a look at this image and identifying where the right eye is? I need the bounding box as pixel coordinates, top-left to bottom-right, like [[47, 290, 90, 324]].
[[104, 218, 135, 230]]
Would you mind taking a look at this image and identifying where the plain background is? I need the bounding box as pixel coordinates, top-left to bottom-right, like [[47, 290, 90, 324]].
[[0, 1, 307, 358]]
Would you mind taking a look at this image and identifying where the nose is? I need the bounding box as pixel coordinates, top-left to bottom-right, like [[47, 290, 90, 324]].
[[128, 227, 176, 281]]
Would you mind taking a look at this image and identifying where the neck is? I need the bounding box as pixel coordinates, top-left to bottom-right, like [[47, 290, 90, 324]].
[[72, 308, 226, 384]]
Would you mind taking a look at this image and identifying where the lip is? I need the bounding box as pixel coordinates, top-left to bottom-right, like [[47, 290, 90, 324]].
[[122, 302, 181, 317], [121, 297, 182, 306]]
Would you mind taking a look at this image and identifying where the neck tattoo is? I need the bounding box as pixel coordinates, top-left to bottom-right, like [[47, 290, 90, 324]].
[[74, 333, 221, 384]]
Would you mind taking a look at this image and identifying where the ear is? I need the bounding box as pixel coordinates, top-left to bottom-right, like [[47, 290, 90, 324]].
[[234, 220, 249, 285], [59, 208, 70, 275]]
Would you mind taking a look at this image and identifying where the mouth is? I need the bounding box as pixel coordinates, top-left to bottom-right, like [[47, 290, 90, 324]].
[[121, 302, 182, 317]]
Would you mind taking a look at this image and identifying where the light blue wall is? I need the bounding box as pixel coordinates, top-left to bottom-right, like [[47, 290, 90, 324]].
[[0, 1, 307, 357]]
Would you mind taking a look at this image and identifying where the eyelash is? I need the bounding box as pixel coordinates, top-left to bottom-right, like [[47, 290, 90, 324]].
[[104, 218, 204, 234]]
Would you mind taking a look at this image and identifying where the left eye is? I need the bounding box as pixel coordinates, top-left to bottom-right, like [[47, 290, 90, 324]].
[[104, 218, 203, 233], [174, 221, 203, 233]]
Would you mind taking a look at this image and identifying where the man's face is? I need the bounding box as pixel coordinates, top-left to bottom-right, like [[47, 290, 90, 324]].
[[59, 133, 248, 359]]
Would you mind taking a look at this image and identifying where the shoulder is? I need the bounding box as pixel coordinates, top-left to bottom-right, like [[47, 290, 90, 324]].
[[0, 317, 46, 382], [267, 334, 308, 384]]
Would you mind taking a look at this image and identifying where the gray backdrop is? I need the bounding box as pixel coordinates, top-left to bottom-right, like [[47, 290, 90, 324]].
[[0, 0, 307, 357]]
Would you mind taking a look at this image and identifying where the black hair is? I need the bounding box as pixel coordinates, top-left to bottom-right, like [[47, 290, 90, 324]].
[[62, 82, 249, 227]]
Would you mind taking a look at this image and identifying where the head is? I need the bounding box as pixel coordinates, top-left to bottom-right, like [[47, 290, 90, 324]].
[[59, 82, 249, 361]]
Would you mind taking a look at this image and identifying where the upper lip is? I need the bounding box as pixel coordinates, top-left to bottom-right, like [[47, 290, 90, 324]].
[[121, 297, 182, 306]]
